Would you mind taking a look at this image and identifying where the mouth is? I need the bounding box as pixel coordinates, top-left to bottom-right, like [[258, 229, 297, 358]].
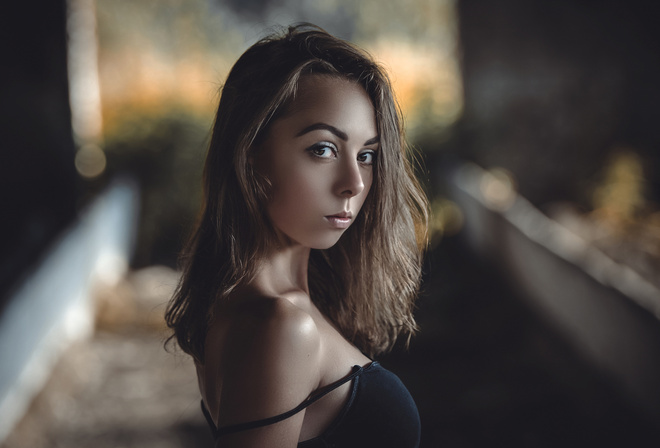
[[325, 211, 352, 229]]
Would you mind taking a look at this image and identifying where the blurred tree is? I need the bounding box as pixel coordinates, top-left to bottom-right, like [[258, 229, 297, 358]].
[[103, 109, 208, 267]]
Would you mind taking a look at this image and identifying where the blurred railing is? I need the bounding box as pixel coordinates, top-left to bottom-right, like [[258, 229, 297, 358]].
[[0, 178, 139, 442], [446, 161, 660, 419]]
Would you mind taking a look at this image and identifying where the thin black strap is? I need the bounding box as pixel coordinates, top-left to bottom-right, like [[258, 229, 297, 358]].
[[201, 399, 218, 438], [215, 364, 364, 436]]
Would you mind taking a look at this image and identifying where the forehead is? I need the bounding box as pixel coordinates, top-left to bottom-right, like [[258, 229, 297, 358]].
[[292, 75, 363, 107], [275, 74, 377, 138]]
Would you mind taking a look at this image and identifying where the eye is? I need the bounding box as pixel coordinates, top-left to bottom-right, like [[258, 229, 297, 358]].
[[357, 150, 376, 165], [308, 142, 337, 159]]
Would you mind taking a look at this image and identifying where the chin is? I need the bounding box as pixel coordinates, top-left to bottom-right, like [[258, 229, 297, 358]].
[[308, 233, 344, 250], [311, 241, 341, 251]]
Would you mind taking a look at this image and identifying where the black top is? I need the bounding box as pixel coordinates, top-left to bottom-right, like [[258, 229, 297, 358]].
[[201, 361, 421, 447]]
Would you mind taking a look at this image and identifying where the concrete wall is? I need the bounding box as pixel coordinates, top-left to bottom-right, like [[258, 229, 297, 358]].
[[448, 162, 660, 419], [0, 179, 138, 442]]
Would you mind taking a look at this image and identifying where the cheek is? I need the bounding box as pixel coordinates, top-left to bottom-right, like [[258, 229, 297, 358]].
[[358, 170, 374, 203], [269, 168, 324, 213], [365, 171, 374, 192]]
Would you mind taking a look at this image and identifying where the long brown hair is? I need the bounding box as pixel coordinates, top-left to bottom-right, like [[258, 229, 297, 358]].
[[165, 24, 428, 362]]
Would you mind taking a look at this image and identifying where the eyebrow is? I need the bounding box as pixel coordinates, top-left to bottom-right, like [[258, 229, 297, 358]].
[[296, 123, 379, 146]]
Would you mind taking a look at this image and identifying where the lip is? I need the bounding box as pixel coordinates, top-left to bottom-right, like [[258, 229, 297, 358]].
[[325, 211, 353, 229]]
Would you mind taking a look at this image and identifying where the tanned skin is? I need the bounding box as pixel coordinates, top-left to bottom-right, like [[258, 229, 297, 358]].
[[196, 75, 378, 447]]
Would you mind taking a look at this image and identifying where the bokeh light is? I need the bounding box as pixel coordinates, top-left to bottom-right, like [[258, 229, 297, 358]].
[[74, 144, 107, 178], [480, 167, 517, 211]]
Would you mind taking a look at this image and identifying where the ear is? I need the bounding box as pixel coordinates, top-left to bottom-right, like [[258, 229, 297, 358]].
[[248, 151, 272, 204], [247, 151, 259, 177], [246, 140, 260, 166], [247, 143, 267, 176]]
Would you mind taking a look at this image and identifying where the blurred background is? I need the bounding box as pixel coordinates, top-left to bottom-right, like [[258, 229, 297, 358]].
[[2, 0, 660, 447]]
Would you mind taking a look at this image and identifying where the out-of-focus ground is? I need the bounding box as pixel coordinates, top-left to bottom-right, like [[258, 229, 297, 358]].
[[4, 238, 660, 448], [1, 267, 212, 448], [2, 330, 210, 448]]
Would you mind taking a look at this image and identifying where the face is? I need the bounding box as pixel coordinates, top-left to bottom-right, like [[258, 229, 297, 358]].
[[254, 75, 378, 250]]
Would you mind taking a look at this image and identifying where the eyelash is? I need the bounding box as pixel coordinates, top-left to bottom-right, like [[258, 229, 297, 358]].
[[358, 150, 376, 165], [308, 142, 337, 159], [308, 142, 377, 165]]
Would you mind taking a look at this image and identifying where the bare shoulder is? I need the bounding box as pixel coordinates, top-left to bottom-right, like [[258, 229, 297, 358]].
[[216, 295, 322, 431], [226, 295, 321, 366]]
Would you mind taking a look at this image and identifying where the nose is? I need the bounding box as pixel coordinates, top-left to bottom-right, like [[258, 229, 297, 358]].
[[335, 159, 365, 198]]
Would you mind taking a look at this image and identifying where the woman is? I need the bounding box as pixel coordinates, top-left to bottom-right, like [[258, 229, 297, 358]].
[[166, 24, 428, 448]]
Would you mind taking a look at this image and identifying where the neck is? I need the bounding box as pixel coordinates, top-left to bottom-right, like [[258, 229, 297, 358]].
[[251, 243, 311, 298]]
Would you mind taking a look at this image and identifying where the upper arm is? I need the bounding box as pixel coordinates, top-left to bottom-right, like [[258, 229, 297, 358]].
[[216, 298, 321, 447]]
